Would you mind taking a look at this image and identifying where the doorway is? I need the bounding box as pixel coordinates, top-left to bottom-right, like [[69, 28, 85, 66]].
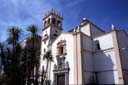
[[57, 74, 65, 85]]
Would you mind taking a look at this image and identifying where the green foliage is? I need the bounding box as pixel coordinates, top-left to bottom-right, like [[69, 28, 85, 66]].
[[43, 50, 53, 62], [0, 25, 41, 85], [7, 26, 21, 45]]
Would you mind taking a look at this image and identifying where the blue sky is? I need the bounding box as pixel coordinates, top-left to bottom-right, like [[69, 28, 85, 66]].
[[0, 0, 128, 42]]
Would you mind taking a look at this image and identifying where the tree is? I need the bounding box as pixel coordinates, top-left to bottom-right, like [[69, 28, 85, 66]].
[[0, 25, 41, 85], [43, 50, 53, 84], [0, 42, 5, 68], [5, 26, 23, 85], [26, 24, 40, 84], [7, 26, 21, 52]]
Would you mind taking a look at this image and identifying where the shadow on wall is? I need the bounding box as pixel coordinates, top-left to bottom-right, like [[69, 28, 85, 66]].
[[93, 52, 116, 84]]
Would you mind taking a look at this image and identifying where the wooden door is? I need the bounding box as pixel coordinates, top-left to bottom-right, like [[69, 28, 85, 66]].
[[57, 74, 65, 85]]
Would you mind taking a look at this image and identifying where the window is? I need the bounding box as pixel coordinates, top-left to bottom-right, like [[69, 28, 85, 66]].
[[60, 46, 64, 54], [52, 36, 55, 39], [44, 21, 47, 27], [57, 40, 66, 56], [95, 40, 100, 50], [55, 30, 58, 33], [44, 34, 47, 37], [54, 34, 58, 37], [44, 48, 46, 52], [52, 18, 56, 24], [48, 18, 50, 24], [44, 41, 46, 44], [57, 20, 61, 27]]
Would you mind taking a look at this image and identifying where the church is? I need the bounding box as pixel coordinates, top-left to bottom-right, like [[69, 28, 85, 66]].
[[39, 10, 128, 85]]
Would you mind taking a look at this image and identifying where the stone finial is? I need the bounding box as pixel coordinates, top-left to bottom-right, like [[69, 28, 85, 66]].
[[73, 28, 76, 32], [111, 24, 115, 30], [77, 26, 80, 32], [83, 17, 86, 21], [80, 17, 87, 26]]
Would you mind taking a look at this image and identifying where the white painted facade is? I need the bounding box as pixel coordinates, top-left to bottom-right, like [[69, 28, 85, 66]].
[[39, 11, 128, 85], [51, 33, 74, 84]]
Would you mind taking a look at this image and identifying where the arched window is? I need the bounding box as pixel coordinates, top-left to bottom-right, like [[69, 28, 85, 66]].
[[57, 40, 66, 56], [44, 21, 47, 27], [57, 20, 61, 27], [60, 46, 64, 54], [48, 18, 50, 24], [52, 18, 56, 24]]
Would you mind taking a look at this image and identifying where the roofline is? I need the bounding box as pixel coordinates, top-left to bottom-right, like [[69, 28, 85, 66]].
[[93, 29, 128, 39], [80, 19, 105, 33], [43, 12, 63, 20]]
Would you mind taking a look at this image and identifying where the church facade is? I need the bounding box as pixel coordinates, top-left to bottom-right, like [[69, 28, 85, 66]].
[[40, 10, 128, 85]]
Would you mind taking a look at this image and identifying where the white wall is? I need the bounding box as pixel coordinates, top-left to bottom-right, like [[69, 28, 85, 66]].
[[81, 34, 94, 84], [40, 27, 51, 72], [82, 34, 92, 51], [51, 33, 74, 84], [40, 26, 61, 72], [93, 33, 119, 84], [94, 50, 117, 71], [94, 33, 113, 50], [98, 71, 119, 84], [81, 23, 91, 36]]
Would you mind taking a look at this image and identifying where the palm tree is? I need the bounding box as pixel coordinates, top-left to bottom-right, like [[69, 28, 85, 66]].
[[27, 24, 40, 84], [43, 50, 53, 83], [27, 24, 38, 48], [7, 26, 21, 53], [6, 26, 22, 85]]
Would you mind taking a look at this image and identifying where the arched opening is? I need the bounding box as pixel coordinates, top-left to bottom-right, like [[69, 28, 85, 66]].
[[60, 46, 64, 54], [44, 21, 47, 27], [52, 18, 56, 24], [57, 20, 62, 27], [48, 18, 50, 24]]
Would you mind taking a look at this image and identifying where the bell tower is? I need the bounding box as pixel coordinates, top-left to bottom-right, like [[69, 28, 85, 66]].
[[40, 10, 63, 79], [41, 9, 63, 53], [42, 10, 63, 50]]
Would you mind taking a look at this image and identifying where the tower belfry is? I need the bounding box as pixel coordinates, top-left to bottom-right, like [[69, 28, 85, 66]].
[[43, 9, 63, 31], [42, 10, 63, 44]]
